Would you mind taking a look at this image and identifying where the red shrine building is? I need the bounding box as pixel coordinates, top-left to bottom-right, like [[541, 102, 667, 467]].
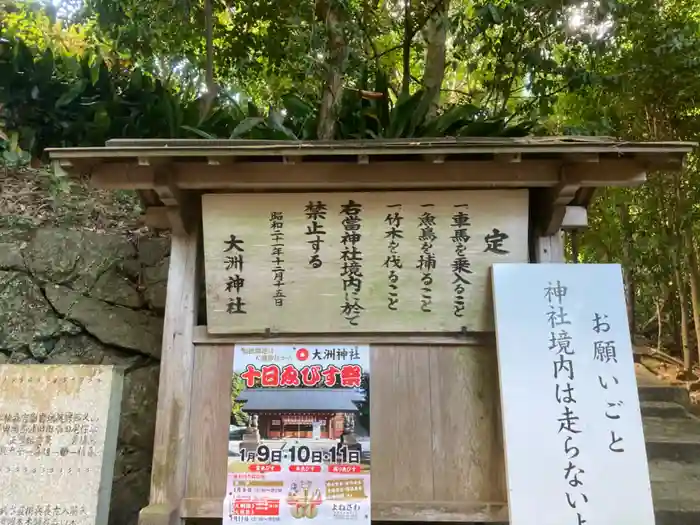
[[236, 388, 363, 439]]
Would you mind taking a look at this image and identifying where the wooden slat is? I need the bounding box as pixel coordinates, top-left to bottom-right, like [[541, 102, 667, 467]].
[[191, 326, 495, 346], [180, 498, 509, 521], [372, 346, 435, 502], [185, 345, 232, 500], [139, 226, 199, 525], [429, 346, 507, 503], [48, 136, 697, 159], [373, 501, 509, 521]]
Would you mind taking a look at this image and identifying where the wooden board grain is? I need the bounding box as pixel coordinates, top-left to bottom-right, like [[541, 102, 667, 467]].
[[202, 190, 528, 334], [371, 346, 435, 502], [140, 228, 199, 525], [429, 347, 506, 503], [182, 344, 507, 521], [185, 345, 233, 499]]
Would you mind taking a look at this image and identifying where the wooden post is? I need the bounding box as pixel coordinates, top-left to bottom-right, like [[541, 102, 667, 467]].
[[139, 225, 199, 525], [535, 232, 565, 263]]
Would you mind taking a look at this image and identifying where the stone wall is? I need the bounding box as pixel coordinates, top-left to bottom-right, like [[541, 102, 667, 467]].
[[0, 227, 167, 525]]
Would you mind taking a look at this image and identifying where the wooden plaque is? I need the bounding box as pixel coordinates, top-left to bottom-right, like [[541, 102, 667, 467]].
[[202, 190, 528, 334]]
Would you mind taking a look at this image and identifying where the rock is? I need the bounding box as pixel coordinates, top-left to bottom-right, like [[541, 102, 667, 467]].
[[27, 339, 56, 359], [0, 226, 164, 525], [119, 364, 160, 450], [144, 282, 167, 310], [8, 349, 38, 363], [142, 257, 169, 310], [110, 462, 151, 525], [0, 242, 25, 271], [143, 257, 169, 284], [138, 238, 170, 267], [91, 269, 144, 308], [45, 285, 162, 358], [0, 271, 80, 353], [119, 259, 142, 280], [45, 334, 143, 368], [25, 228, 136, 291]]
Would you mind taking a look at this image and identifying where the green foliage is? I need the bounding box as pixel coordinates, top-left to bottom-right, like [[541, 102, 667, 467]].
[[0, 130, 32, 168], [551, 0, 700, 365], [0, 32, 531, 159]]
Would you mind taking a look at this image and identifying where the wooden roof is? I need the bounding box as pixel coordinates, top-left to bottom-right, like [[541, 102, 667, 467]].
[[46, 137, 695, 233], [48, 136, 694, 164]]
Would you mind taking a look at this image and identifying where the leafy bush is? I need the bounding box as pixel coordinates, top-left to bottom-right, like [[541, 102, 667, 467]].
[[0, 34, 533, 160]]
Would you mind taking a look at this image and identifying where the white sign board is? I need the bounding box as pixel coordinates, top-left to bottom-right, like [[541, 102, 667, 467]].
[[492, 263, 654, 525]]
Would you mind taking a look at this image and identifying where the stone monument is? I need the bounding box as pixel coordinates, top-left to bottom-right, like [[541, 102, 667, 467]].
[[239, 413, 260, 455], [0, 365, 123, 525], [341, 413, 359, 447]]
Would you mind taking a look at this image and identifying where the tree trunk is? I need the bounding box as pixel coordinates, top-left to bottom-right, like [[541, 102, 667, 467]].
[[400, 0, 412, 97], [656, 299, 663, 351], [422, 0, 448, 119], [686, 233, 700, 366], [316, 0, 348, 140], [619, 204, 636, 335], [673, 264, 692, 370]]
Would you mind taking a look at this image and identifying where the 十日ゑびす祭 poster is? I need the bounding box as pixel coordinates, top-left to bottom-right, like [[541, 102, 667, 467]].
[[224, 344, 371, 524]]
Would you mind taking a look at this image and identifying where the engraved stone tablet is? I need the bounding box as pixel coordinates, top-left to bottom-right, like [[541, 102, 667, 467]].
[[0, 365, 124, 525]]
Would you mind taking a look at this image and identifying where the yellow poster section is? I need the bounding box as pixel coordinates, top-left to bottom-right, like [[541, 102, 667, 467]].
[[202, 190, 528, 334]]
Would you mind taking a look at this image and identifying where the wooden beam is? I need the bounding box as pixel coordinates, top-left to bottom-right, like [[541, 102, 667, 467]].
[[564, 152, 599, 163], [153, 171, 183, 207], [139, 224, 199, 525], [422, 154, 446, 164], [561, 205, 588, 230], [191, 325, 495, 346], [179, 498, 509, 522], [153, 170, 191, 234], [534, 232, 566, 263], [635, 152, 686, 170], [495, 152, 521, 163], [564, 159, 647, 186], [541, 168, 583, 235], [85, 158, 653, 192]]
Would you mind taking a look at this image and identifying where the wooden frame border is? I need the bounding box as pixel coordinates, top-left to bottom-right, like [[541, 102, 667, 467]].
[[139, 222, 200, 525], [192, 327, 496, 347], [179, 498, 509, 522]]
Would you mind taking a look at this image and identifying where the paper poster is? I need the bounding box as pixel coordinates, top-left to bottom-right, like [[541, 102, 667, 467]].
[[225, 345, 371, 524]]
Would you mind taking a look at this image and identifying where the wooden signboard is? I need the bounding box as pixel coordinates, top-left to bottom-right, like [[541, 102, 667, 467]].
[[492, 263, 655, 525], [202, 190, 528, 334]]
